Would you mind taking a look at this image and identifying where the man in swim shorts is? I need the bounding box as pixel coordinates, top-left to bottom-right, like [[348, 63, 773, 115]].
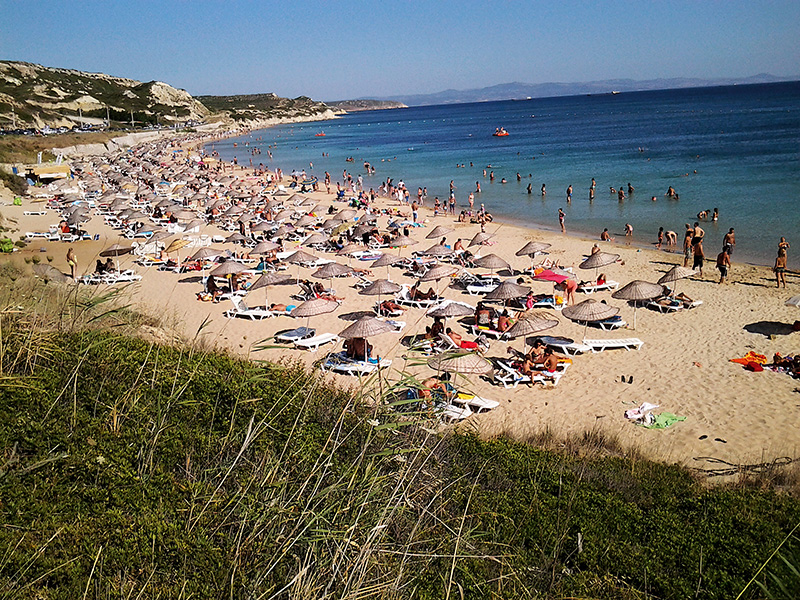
[[716, 247, 730, 284], [723, 228, 735, 256], [692, 238, 705, 276]]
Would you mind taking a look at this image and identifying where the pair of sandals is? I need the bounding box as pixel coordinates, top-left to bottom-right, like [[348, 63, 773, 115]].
[[620, 375, 634, 384]]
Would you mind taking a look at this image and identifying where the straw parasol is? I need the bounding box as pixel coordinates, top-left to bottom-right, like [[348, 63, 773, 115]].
[[285, 249, 318, 264], [426, 225, 454, 239], [251, 240, 281, 254], [250, 221, 273, 233], [291, 297, 340, 328], [210, 260, 250, 293], [612, 280, 665, 329], [657, 265, 696, 294], [164, 238, 191, 266], [313, 262, 353, 293], [302, 233, 330, 247], [294, 215, 317, 228], [249, 272, 292, 308], [99, 243, 134, 271], [335, 209, 357, 221], [427, 352, 494, 388], [422, 244, 453, 258], [336, 243, 363, 256], [191, 247, 223, 261], [483, 281, 530, 302], [562, 299, 620, 337], [274, 209, 295, 222], [224, 232, 248, 244], [338, 316, 395, 339], [419, 263, 459, 282], [371, 253, 404, 277], [503, 310, 559, 353], [359, 278, 402, 310], [469, 232, 494, 247], [426, 300, 475, 319], [473, 254, 511, 274], [516, 241, 552, 271], [579, 252, 620, 279], [388, 235, 417, 249]]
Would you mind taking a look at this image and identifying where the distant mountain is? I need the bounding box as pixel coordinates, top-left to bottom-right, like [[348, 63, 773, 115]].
[[326, 99, 407, 112], [377, 74, 793, 106]]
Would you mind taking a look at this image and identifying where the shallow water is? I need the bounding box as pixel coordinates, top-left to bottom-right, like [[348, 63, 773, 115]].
[[211, 82, 800, 267]]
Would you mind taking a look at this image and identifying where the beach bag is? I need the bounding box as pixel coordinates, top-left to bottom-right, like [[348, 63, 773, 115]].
[[745, 361, 764, 372]]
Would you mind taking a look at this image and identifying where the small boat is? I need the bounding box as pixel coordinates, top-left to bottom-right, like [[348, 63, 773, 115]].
[[315, 132, 325, 137], [492, 128, 509, 137]]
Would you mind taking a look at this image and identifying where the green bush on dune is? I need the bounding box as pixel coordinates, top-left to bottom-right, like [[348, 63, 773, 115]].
[[0, 298, 798, 598]]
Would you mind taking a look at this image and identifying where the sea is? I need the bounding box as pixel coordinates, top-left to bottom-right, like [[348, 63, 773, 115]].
[[208, 81, 800, 267]]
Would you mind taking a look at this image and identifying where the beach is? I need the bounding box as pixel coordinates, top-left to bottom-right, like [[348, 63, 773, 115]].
[[2, 134, 799, 472]]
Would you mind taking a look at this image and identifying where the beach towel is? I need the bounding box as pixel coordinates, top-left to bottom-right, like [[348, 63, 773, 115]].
[[644, 412, 687, 429], [730, 351, 767, 366]]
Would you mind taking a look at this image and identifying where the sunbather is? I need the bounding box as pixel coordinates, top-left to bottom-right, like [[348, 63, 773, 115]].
[[378, 300, 406, 315], [344, 336, 372, 361], [497, 310, 513, 333], [409, 282, 436, 301], [446, 327, 485, 352]]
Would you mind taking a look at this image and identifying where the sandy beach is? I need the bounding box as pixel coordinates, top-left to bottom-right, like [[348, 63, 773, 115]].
[[2, 134, 799, 472]]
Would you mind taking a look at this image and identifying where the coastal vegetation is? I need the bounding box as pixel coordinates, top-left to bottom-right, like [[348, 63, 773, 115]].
[[0, 271, 798, 599], [196, 93, 337, 122]]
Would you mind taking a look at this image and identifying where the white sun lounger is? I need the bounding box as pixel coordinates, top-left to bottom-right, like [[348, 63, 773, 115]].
[[320, 350, 391, 374], [539, 336, 592, 356], [577, 317, 627, 330], [450, 394, 500, 414], [23, 210, 48, 216], [577, 280, 620, 294], [646, 297, 704, 313], [583, 338, 644, 352], [471, 324, 506, 340], [224, 296, 273, 320], [275, 326, 315, 342], [294, 332, 340, 352], [395, 285, 442, 309], [494, 360, 564, 388]]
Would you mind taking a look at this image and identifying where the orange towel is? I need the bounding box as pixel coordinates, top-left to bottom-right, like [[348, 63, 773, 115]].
[[730, 351, 767, 366]]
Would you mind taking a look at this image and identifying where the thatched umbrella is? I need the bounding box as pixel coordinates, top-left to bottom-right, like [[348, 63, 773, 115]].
[[420, 263, 459, 296], [612, 280, 665, 329], [294, 215, 317, 229], [302, 233, 330, 247], [251, 240, 281, 255], [359, 278, 402, 311], [370, 252, 404, 277], [422, 244, 453, 259], [579, 252, 620, 280], [483, 281, 530, 305], [657, 265, 696, 295], [338, 316, 395, 339], [210, 260, 250, 293], [516, 241, 552, 271], [313, 262, 353, 294], [428, 351, 493, 388], [388, 235, 417, 251], [562, 299, 620, 337], [335, 209, 357, 221], [285, 249, 319, 282], [225, 232, 248, 244], [274, 209, 295, 222], [291, 297, 340, 328], [473, 254, 510, 275], [426, 225, 454, 240], [503, 311, 559, 353], [469, 232, 494, 247], [426, 300, 475, 319], [99, 243, 134, 271], [249, 272, 292, 308]]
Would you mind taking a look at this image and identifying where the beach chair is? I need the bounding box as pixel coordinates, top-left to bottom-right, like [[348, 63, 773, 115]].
[[436, 401, 472, 423], [450, 393, 500, 415], [577, 280, 619, 294], [647, 296, 703, 313], [494, 360, 532, 388], [471, 323, 506, 340], [578, 315, 627, 330], [540, 337, 592, 356], [466, 280, 500, 296], [383, 319, 406, 333], [275, 327, 315, 343], [23, 210, 48, 216], [395, 284, 441, 309], [530, 294, 565, 311], [319, 350, 391, 374], [583, 338, 644, 353], [294, 332, 340, 352], [224, 296, 274, 320]]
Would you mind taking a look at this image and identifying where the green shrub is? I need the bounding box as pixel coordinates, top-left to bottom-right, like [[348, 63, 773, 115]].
[[0, 169, 27, 195]]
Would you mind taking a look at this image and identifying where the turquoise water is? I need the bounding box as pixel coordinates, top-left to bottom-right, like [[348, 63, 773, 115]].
[[210, 82, 800, 267]]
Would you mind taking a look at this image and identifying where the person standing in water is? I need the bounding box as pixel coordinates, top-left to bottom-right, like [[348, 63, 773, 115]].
[[566, 185, 572, 203], [541, 184, 546, 196]]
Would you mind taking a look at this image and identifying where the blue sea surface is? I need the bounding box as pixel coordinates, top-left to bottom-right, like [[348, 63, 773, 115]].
[[210, 82, 800, 267]]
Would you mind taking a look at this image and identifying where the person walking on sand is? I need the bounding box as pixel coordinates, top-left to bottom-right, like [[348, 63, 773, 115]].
[[774, 248, 788, 288], [692, 237, 705, 276], [716, 246, 731, 284], [558, 208, 565, 233], [66, 247, 77, 279], [657, 227, 664, 250], [624, 223, 633, 244]]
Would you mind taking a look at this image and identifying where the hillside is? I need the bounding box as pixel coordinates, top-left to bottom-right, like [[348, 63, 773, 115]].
[[326, 98, 407, 112], [196, 92, 337, 120], [0, 60, 210, 129]]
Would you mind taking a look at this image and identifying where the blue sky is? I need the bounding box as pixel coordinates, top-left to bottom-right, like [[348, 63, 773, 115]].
[[2, 0, 798, 100]]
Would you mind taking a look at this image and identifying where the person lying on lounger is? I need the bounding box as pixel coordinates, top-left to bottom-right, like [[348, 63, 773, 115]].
[[378, 300, 406, 315], [409, 282, 436, 301]]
